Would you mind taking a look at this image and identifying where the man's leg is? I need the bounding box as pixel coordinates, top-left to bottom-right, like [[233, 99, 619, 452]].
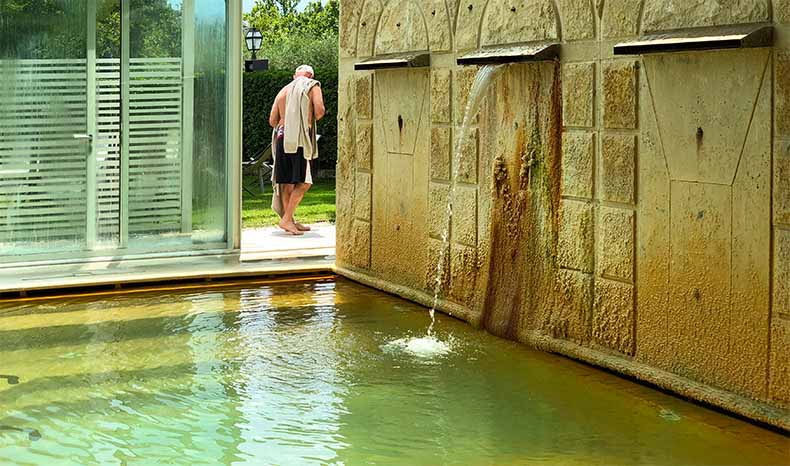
[[278, 184, 302, 235], [284, 182, 312, 230], [294, 182, 313, 231]]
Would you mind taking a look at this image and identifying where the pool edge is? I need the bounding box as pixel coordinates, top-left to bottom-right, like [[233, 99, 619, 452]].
[[0, 253, 336, 299]]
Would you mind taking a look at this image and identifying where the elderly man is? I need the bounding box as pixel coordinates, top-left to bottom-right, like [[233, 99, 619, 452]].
[[269, 64, 325, 235]]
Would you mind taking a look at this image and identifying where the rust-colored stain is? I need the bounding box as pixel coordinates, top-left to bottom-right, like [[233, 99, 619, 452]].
[[478, 64, 564, 341]]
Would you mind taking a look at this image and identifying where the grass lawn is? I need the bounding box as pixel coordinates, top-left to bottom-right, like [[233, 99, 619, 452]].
[[242, 175, 336, 228]]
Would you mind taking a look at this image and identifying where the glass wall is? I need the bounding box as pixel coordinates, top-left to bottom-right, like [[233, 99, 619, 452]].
[[0, 0, 233, 262], [0, 0, 90, 255]]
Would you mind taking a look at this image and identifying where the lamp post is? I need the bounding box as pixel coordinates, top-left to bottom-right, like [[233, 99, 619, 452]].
[[244, 27, 268, 72]]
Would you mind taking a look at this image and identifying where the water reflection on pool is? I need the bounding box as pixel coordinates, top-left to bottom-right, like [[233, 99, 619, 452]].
[[0, 278, 786, 465]]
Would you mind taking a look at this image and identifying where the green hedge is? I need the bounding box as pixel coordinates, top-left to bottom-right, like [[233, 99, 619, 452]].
[[243, 69, 338, 170]]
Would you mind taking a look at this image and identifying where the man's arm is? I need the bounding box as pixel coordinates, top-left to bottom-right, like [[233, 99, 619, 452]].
[[269, 89, 284, 128], [310, 85, 325, 121]]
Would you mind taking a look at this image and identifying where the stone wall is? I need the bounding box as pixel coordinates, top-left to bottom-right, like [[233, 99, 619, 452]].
[[336, 0, 790, 429]]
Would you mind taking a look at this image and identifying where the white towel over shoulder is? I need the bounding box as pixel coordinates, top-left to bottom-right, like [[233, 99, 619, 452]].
[[283, 76, 320, 160]]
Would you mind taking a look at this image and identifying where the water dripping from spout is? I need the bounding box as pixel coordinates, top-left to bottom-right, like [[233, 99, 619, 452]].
[[428, 64, 506, 336]]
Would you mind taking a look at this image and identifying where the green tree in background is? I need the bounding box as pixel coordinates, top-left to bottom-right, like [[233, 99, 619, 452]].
[[0, 0, 180, 59], [244, 0, 338, 71]]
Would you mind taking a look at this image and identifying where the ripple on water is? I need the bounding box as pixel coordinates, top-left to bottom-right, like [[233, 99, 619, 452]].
[[381, 335, 452, 359]]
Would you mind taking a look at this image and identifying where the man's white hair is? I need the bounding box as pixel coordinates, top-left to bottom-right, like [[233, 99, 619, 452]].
[[295, 64, 314, 77]]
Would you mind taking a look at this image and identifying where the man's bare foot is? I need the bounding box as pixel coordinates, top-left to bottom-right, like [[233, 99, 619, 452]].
[[278, 220, 304, 235], [295, 222, 311, 231]]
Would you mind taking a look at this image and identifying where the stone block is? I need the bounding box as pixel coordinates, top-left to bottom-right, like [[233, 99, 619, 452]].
[[374, 0, 430, 55], [450, 243, 478, 305], [355, 73, 373, 119], [777, 52, 790, 138], [603, 60, 638, 130], [429, 183, 450, 238], [779, 1, 790, 23], [455, 0, 487, 50], [480, 0, 558, 46], [338, 0, 360, 57], [454, 67, 478, 125], [558, 199, 594, 273], [601, 134, 636, 204], [550, 269, 593, 342], [593, 279, 635, 355], [641, 0, 769, 32], [425, 0, 452, 51], [776, 229, 790, 316], [431, 127, 451, 180], [602, 0, 640, 38], [777, 141, 790, 226], [561, 131, 595, 198], [771, 229, 790, 403], [559, 0, 595, 41], [458, 128, 478, 184], [354, 172, 371, 221], [452, 186, 477, 247], [356, 123, 372, 170], [562, 62, 595, 128], [431, 69, 452, 124], [356, 2, 382, 57], [596, 207, 635, 281], [351, 220, 371, 269], [769, 319, 790, 404]]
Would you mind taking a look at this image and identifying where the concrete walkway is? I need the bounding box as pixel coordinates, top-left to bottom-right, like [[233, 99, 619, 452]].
[[241, 223, 336, 261]]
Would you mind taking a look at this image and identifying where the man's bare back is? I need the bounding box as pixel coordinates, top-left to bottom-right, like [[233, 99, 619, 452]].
[[269, 75, 325, 129]]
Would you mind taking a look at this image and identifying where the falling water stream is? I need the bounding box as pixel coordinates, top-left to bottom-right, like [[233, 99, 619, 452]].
[[392, 65, 506, 358], [429, 65, 505, 329]]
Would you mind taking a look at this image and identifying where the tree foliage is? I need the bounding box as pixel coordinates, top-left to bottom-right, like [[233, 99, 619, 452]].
[[244, 0, 338, 71], [0, 0, 180, 59]]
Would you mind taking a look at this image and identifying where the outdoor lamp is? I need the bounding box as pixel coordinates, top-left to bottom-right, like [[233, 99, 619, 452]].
[[244, 28, 268, 72], [245, 27, 262, 60]]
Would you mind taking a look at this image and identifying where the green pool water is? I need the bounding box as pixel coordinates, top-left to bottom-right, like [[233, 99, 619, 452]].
[[0, 277, 786, 465]]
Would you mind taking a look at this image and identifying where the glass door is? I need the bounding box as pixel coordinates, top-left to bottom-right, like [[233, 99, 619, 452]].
[[0, 0, 93, 256], [0, 0, 229, 262]]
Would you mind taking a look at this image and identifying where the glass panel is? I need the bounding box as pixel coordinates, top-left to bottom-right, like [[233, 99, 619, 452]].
[[126, 0, 227, 250], [0, 0, 89, 256], [94, 0, 122, 248], [191, 0, 227, 243]]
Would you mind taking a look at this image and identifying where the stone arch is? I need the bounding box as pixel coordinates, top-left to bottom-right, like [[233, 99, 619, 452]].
[[455, 0, 488, 50], [422, 0, 454, 52], [556, 0, 595, 41], [374, 0, 430, 55], [356, 0, 384, 58], [339, 0, 362, 57], [454, 0, 561, 50], [639, 0, 771, 33]]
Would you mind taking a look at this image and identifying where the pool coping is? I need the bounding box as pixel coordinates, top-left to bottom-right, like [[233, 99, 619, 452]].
[[335, 265, 790, 434], [0, 252, 335, 298]]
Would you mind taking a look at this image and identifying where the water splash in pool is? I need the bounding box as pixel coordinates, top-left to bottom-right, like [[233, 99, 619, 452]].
[[383, 335, 452, 359], [429, 64, 506, 335]]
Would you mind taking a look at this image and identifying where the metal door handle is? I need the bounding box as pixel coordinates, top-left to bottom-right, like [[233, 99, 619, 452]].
[[73, 134, 93, 141]]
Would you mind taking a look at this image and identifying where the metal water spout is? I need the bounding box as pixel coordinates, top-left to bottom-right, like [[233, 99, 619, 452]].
[[457, 41, 560, 66]]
